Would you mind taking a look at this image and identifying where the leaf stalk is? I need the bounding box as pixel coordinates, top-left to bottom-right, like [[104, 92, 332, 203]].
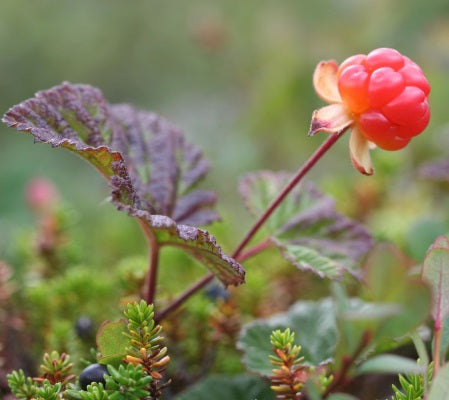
[[156, 131, 346, 321]]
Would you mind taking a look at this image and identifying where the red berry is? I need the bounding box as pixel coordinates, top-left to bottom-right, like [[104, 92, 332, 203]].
[[337, 48, 430, 150]]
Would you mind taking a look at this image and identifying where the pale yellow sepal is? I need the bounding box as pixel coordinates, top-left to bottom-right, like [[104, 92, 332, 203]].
[[308, 103, 353, 136], [349, 127, 374, 175], [313, 60, 342, 104]]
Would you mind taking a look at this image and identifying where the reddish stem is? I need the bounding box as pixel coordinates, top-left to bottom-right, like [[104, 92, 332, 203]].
[[236, 238, 273, 263], [138, 219, 161, 305], [322, 331, 372, 397], [155, 239, 273, 322], [231, 132, 342, 260], [155, 273, 213, 322], [156, 132, 345, 321], [146, 242, 160, 305]]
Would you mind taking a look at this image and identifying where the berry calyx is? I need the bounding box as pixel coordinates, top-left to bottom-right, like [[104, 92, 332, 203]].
[[79, 363, 109, 390], [337, 48, 430, 150]]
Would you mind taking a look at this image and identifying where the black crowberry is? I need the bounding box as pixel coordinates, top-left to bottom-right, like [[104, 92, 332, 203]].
[[79, 363, 109, 390]]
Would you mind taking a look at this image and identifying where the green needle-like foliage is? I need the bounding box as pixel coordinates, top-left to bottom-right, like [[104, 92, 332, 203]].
[[79, 383, 110, 400], [123, 300, 170, 397], [391, 363, 433, 400], [124, 300, 165, 359], [269, 328, 307, 400], [38, 351, 76, 387], [36, 380, 63, 400], [105, 363, 152, 400], [8, 353, 74, 399], [7, 369, 39, 400]]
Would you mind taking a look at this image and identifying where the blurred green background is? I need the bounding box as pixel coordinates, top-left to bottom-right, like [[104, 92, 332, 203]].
[[2, 2, 449, 393], [1, 0, 449, 259]]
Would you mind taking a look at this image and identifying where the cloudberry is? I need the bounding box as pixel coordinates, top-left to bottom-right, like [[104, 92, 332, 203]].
[[310, 48, 431, 174], [338, 48, 430, 150]]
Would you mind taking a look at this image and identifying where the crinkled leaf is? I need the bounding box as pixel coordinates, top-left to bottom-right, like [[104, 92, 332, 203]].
[[422, 237, 449, 328], [2, 83, 218, 224], [237, 298, 338, 376], [118, 210, 245, 286], [96, 320, 128, 366], [2, 83, 244, 286], [356, 355, 425, 375], [176, 375, 274, 400], [240, 171, 373, 279], [110, 104, 219, 226]]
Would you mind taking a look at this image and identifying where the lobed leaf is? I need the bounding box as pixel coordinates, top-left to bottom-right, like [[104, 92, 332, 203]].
[[2, 83, 244, 286], [239, 171, 373, 279], [110, 104, 219, 226]]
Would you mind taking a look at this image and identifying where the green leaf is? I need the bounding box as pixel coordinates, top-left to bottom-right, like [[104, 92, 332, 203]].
[[356, 355, 425, 375], [2, 83, 245, 287], [237, 298, 338, 376], [327, 395, 358, 400], [175, 375, 275, 400], [333, 244, 431, 368], [440, 316, 449, 361], [405, 219, 448, 261], [362, 244, 431, 344], [427, 362, 449, 400], [96, 320, 128, 366], [422, 237, 449, 327], [240, 172, 373, 279]]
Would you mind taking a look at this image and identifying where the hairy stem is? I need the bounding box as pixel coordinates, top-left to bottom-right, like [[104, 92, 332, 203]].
[[157, 132, 345, 321]]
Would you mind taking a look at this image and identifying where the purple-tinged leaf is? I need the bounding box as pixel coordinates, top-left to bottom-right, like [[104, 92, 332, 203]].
[[110, 104, 219, 225], [239, 171, 373, 279], [422, 237, 449, 329], [419, 159, 449, 183], [2, 83, 219, 225], [2, 83, 244, 287]]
